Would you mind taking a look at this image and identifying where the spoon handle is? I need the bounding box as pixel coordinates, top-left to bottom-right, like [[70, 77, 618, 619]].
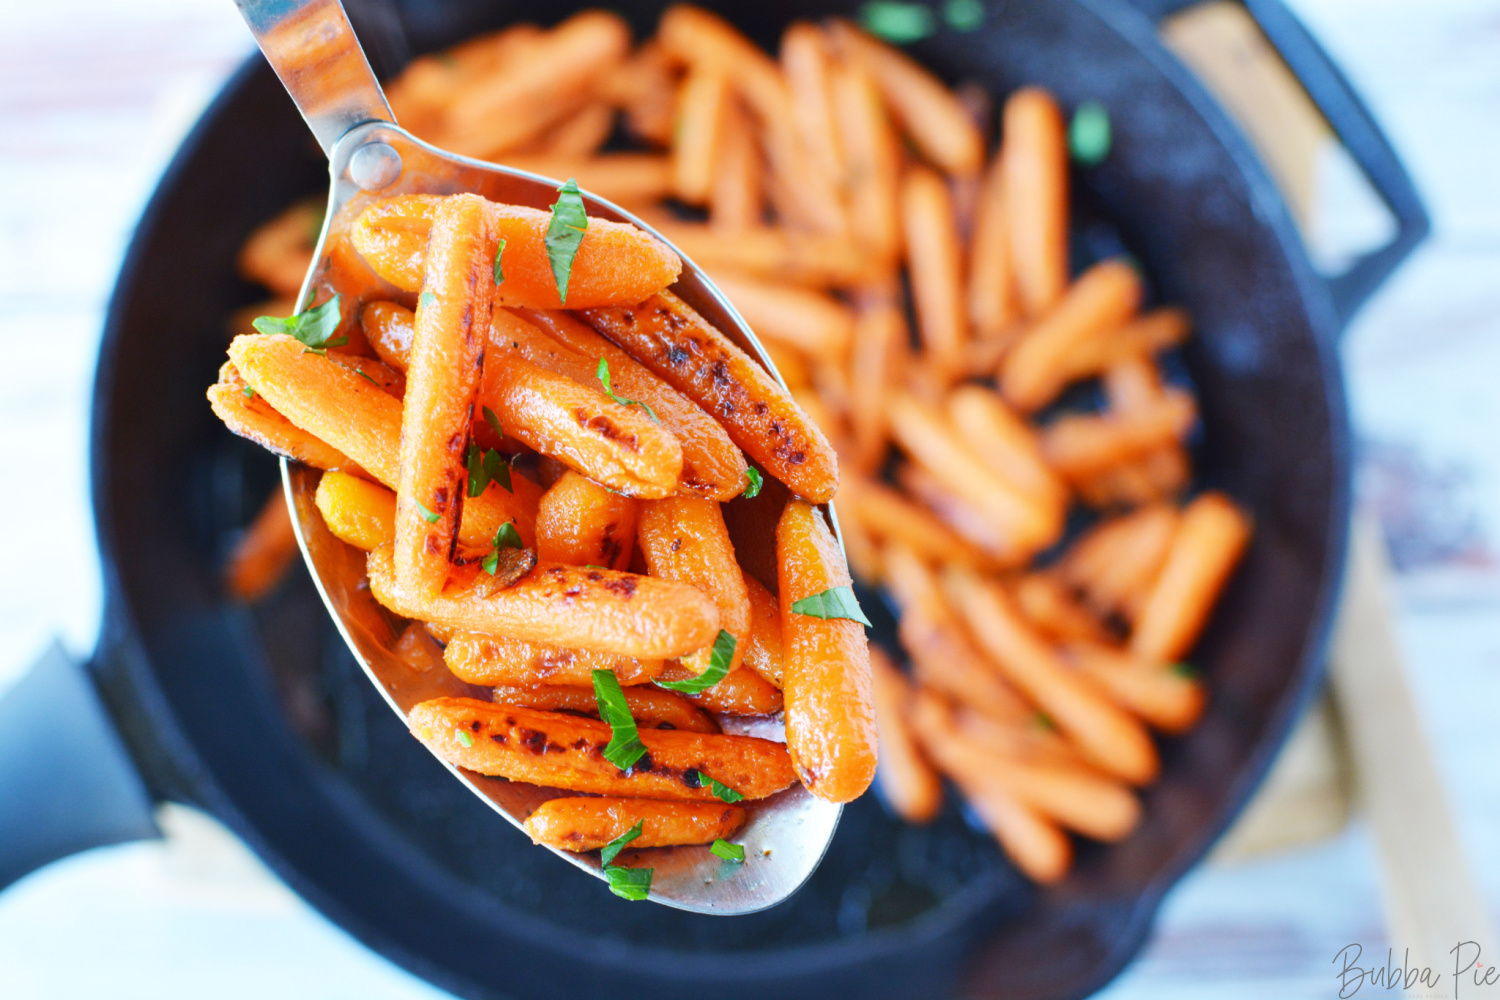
[[232, 0, 395, 157]]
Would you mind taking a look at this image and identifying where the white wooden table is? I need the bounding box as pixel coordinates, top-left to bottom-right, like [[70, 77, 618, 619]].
[[1, 1, 1496, 997]]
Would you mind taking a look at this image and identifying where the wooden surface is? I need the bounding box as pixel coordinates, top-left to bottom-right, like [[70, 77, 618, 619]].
[[1, 1, 1498, 997]]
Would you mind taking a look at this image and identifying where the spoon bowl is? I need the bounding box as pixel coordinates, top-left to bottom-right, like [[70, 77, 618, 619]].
[[233, 0, 843, 913]]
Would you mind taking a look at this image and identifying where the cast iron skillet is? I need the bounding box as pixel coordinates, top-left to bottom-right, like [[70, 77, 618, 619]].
[[0, 0, 1426, 997]]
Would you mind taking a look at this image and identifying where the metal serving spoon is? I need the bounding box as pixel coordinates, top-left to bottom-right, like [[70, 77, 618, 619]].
[[231, 0, 841, 914]]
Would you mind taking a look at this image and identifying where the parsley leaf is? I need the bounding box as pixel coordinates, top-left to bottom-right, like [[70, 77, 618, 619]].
[[1069, 100, 1112, 166], [419, 291, 436, 310], [242, 385, 256, 399], [596, 357, 660, 423], [544, 178, 588, 304], [790, 585, 872, 626], [252, 294, 344, 350], [711, 839, 745, 862], [354, 367, 380, 387], [1170, 661, 1198, 679], [593, 669, 648, 770], [941, 0, 985, 31], [858, 1, 935, 43], [455, 728, 473, 748], [484, 447, 513, 493], [493, 237, 507, 285], [481, 521, 524, 575], [742, 467, 763, 499], [654, 630, 736, 694], [600, 818, 644, 866], [604, 864, 653, 901], [695, 772, 744, 803], [414, 498, 440, 524], [466, 442, 488, 498], [482, 406, 504, 441]]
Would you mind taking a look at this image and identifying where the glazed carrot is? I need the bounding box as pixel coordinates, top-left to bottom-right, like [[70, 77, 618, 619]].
[[1000, 88, 1070, 317], [846, 290, 908, 469], [881, 544, 1032, 724], [945, 385, 1067, 510], [776, 498, 877, 802], [870, 647, 943, 823], [441, 11, 632, 158], [209, 361, 358, 474], [908, 691, 1070, 883], [709, 99, 764, 233], [395, 193, 495, 599], [408, 697, 797, 800], [238, 200, 319, 297], [602, 39, 677, 144], [583, 291, 839, 503], [1058, 503, 1180, 621], [533, 101, 615, 158], [901, 167, 968, 379], [829, 59, 902, 262], [1000, 259, 1142, 412], [895, 464, 1022, 565], [491, 683, 717, 733], [481, 342, 683, 499], [444, 632, 663, 687], [1041, 388, 1196, 481], [910, 691, 1139, 842], [361, 300, 415, 370], [640, 218, 872, 289], [315, 469, 397, 551], [368, 546, 721, 658], [781, 22, 846, 210], [392, 622, 447, 674], [1052, 307, 1192, 390], [229, 334, 403, 485], [672, 69, 731, 204], [637, 496, 750, 675], [887, 392, 1060, 557], [943, 567, 1158, 785], [515, 307, 749, 501], [1014, 573, 1114, 645], [524, 796, 744, 852], [846, 476, 986, 569], [1130, 492, 1252, 662], [828, 20, 984, 176], [350, 193, 682, 307], [704, 272, 855, 359], [502, 153, 676, 207], [535, 470, 638, 570], [224, 489, 298, 602], [661, 663, 784, 716], [967, 150, 1020, 341], [1066, 642, 1205, 734], [740, 572, 785, 689]]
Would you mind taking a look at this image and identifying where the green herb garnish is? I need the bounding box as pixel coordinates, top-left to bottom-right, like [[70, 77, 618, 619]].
[[790, 586, 872, 626], [710, 839, 745, 862], [596, 357, 660, 422], [482, 406, 504, 440], [942, 0, 984, 31], [481, 521, 524, 575], [599, 820, 653, 900], [414, 498, 440, 524], [493, 237, 507, 285], [466, 442, 488, 498], [455, 728, 473, 748], [1034, 711, 1056, 731], [696, 772, 744, 803], [1069, 100, 1112, 166], [419, 291, 436, 310], [654, 630, 736, 695], [544, 179, 588, 304], [253, 294, 345, 350], [484, 447, 513, 493], [355, 367, 380, 387], [601, 819, 643, 865], [593, 669, 648, 770], [1170, 661, 1198, 679], [242, 385, 256, 399], [858, 1, 935, 43], [742, 467, 763, 499]]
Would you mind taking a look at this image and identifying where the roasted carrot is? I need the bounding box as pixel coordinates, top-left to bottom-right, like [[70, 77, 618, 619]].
[[209, 361, 359, 474], [361, 300, 415, 371], [395, 193, 495, 599], [408, 697, 797, 800], [740, 572, 785, 689], [945, 385, 1067, 510], [1058, 502, 1180, 622], [846, 289, 908, 470], [368, 545, 721, 659], [1000, 88, 1069, 317], [869, 647, 943, 823], [829, 59, 902, 262], [444, 632, 663, 687], [672, 69, 731, 204], [637, 496, 750, 675], [704, 271, 855, 360], [583, 291, 839, 503], [777, 498, 877, 802], [1130, 492, 1252, 662], [315, 470, 397, 551], [846, 476, 988, 569], [901, 167, 968, 380], [491, 683, 717, 733], [1014, 573, 1114, 646], [517, 306, 749, 501], [224, 489, 299, 601], [661, 663, 784, 716], [967, 149, 1020, 342], [524, 796, 744, 852], [1065, 642, 1206, 734], [535, 470, 639, 570]]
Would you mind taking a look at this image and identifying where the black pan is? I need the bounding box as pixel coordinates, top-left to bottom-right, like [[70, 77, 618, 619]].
[[0, 0, 1426, 997]]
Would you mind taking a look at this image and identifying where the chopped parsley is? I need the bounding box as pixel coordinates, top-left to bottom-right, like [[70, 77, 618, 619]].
[[252, 294, 347, 351], [654, 630, 736, 694], [790, 586, 872, 626], [942, 0, 984, 31], [1069, 100, 1112, 166], [466, 438, 513, 496], [482, 406, 504, 441], [419, 291, 436, 310], [710, 839, 745, 862], [242, 385, 256, 399], [858, 1, 935, 43], [596, 357, 660, 423], [544, 179, 588, 304], [354, 367, 380, 387], [493, 237, 507, 285], [482, 521, 524, 575], [599, 819, 653, 900], [455, 728, 473, 748], [1170, 661, 1198, 679], [695, 772, 744, 803], [414, 498, 440, 524], [741, 467, 763, 499], [592, 669, 648, 770]]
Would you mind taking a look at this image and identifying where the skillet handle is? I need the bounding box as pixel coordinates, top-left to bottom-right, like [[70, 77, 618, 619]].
[[1134, 0, 1429, 327], [0, 642, 161, 891]]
